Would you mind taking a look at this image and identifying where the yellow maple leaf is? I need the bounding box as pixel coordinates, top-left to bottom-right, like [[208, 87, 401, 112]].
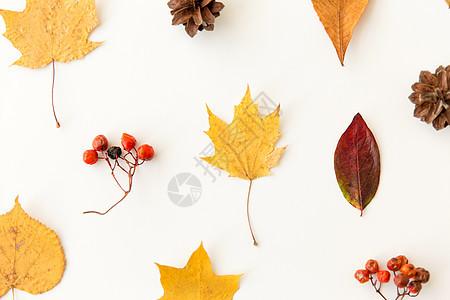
[[0, 197, 65, 298], [311, 0, 368, 66], [446, 0, 450, 8], [0, 0, 101, 69], [202, 86, 286, 245], [202, 86, 286, 181], [156, 243, 242, 300]]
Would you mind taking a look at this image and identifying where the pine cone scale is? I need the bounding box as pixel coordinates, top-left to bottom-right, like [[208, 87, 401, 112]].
[[419, 71, 438, 86], [414, 102, 433, 123], [168, 0, 183, 9], [186, 18, 200, 37], [171, 4, 192, 15], [412, 83, 435, 94], [202, 7, 215, 25], [172, 10, 192, 26], [210, 2, 224, 13], [192, 7, 203, 25], [200, 0, 213, 7], [437, 68, 448, 91]]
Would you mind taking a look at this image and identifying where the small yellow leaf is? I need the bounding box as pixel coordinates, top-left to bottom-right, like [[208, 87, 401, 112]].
[[446, 0, 450, 8], [0, 0, 101, 69], [156, 243, 242, 300], [202, 86, 286, 181], [0, 197, 65, 297], [312, 0, 368, 65]]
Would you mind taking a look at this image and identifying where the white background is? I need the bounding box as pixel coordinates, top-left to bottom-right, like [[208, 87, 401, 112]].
[[0, 0, 449, 299]]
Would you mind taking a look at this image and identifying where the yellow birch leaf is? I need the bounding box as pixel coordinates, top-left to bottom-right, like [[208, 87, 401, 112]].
[[201, 86, 286, 246], [0, 0, 101, 69], [312, 0, 368, 66], [156, 243, 242, 300], [0, 197, 65, 298]]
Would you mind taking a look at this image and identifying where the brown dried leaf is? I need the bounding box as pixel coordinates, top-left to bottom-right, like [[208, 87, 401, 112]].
[[312, 0, 368, 65]]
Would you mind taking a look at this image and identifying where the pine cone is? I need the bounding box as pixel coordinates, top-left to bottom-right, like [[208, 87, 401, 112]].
[[409, 65, 450, 130], [168, 0, 224, 38]]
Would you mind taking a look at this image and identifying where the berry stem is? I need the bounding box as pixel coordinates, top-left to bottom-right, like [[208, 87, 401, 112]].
[[51, 59, 60, 128], [103, 152, 127, 193], [370, 275, 388, 300], [83, 150, 139, 215], [246, 179, 258, 246]]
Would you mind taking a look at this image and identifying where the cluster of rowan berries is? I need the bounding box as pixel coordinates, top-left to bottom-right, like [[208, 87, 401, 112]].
[[82, 133, 154, 215], [355, 255, 430, 299], [83, 133, 154, 165]]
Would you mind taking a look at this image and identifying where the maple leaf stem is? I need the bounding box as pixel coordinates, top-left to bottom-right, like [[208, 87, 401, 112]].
[[246, 180, 258, 246], [51, 59, 60, 128], [12, 287, 14, 300]]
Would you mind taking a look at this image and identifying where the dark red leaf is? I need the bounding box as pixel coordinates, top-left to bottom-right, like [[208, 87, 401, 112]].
[[334, 113, 380, 216]]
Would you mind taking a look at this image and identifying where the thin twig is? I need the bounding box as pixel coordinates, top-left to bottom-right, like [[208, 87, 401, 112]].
[[246, 180, 258, 246], [51, 59, 60, 128], [84, 148, 139, 215], [370, 275, 388, 300]]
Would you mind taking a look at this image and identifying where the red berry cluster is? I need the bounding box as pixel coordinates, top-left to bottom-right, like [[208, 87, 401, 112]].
[[355, 256, 430, 300], [82, 133, 154, 215]]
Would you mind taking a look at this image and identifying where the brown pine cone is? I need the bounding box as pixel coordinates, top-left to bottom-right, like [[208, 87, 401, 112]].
[[168, 0, 225, 38], [409, 65, 450, 130]]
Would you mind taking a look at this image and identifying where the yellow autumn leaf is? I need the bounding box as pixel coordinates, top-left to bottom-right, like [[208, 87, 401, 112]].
[[202, 86, 286, 246], [0, 0, 101, 69], [0, 197, 65, 298], [202, 86, 286, 181], [156, 243, 242, 300], [446, 0, 450, 8], [312, 0, 368, 66]]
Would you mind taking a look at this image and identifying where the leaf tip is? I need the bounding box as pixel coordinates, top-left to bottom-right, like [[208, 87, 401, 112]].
[[198, 241, 205, 251], [273, 105, 281, 116], [353, 112, 364, 122], [206, 104, 212, 115], [244, 84, 252, 99]]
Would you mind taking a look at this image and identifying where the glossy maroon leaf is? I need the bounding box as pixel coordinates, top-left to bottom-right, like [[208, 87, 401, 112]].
[[334, 113, 380, 216]]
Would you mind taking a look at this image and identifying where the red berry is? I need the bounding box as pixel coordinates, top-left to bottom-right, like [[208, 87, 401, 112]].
[[121, 133, 137, 151], [377, 270, 391, 283], [365, 259, 379, 274], [138, 144, 154, 161], [400, 264, 416, 277], [83, 150, 98, 165], [396, 255, 408, 267], [408, 281, 422, 294], [394, 273, 410, 288], [387, 258, 401, 271], [414, 268, 430, 283], [355, 269, 370, 284], [92, 135, 108, 151]]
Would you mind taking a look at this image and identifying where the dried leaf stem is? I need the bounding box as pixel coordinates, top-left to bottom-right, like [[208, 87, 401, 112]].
[[83, 148, 143, 215], [51, 59, 60, 128], [246, 180, 258, 246]]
